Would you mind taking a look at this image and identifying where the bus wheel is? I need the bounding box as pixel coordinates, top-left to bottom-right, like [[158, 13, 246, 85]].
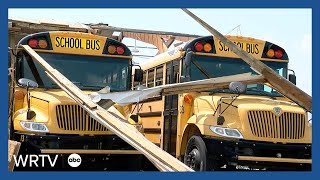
[[183, 135, 212, 171]]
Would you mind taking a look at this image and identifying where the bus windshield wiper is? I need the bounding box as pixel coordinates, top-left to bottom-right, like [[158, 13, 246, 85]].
[[209, 88, 234, 95], [80, 85, 105, 90], [49, 83, 60, 89], [246, 89, 280, 98]]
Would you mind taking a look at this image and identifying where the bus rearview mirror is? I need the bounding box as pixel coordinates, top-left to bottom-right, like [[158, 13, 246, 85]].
[[134, 69, 143, 82], [289, 74, 296, 85], [229, 81, 247, 94]]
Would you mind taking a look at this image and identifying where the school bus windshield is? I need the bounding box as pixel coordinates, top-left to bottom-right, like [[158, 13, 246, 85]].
[[19, 52, 130, 91], [190, 55, 288, 97]]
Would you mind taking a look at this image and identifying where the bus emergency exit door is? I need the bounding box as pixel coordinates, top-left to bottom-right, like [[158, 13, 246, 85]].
[[163, 60, 179, 156]]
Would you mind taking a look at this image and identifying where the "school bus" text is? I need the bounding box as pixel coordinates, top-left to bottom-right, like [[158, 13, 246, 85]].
[[218, 41, 259, 55], [55, 37, 100, 50]]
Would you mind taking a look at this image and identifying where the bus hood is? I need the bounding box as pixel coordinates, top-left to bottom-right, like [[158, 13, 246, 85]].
[[193, 94, 306, 115], [28, 89, 132, 120], [192, 94, 310, 143], [29, 89, 92, 103]]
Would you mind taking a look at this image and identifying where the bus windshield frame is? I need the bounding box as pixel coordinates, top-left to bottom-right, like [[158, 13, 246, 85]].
[[17, 52, 132, 92], [187, 54, 288, 97]]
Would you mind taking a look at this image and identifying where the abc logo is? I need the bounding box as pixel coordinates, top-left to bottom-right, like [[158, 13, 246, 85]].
[[68, 153, 81, 167]]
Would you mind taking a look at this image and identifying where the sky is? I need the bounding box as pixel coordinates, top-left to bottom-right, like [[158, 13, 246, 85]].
[[8, 8, 312, 96]]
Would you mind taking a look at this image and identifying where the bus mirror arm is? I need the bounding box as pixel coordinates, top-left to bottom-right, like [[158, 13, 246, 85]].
[[213, 82, 246, 125], [17, 78, 38, 120], [213, 95, 239, 126]]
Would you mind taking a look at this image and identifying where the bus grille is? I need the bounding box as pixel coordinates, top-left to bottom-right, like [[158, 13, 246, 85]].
[[56, 105, 108, 131], [247, 111, 305, 139]]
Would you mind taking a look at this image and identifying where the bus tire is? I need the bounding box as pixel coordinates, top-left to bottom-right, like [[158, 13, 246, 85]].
[[183, 135, 213, 171]]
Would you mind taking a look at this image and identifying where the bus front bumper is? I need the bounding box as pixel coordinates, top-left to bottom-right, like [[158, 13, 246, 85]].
[[14, 132, 136, 154], [237, 156, 311, 164], [202, 137, 311, 169]]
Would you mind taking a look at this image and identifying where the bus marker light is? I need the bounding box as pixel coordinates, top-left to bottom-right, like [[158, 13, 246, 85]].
[[266, 49, 275, 58], [117, 46, 125, 55], [203, 43, 212, 52], [108, 45, 116, 54], [38, 40, 48, 49], [28, 39, 38, 48], [275, 49, 283, 59], [194, 42, 204, 52], [184, 94, 194, 105]]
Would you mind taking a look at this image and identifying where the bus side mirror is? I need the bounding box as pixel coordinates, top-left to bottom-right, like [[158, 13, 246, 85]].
[[289, 74, 296, 85], [229, 81, 247, 94], [18, 78, 38, 89], [184, 51, 193, 67], [134, 69, 143, 82]]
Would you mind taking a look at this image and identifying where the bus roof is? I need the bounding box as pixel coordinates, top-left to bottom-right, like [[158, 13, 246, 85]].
[[140, 35, 288, 71], [17, 31, 132, 57]]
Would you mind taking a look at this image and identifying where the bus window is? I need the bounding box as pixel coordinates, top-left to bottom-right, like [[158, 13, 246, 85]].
[[155, 65, 163, 86], [147, 68, 155, 88], [142, 71, 147, 87]]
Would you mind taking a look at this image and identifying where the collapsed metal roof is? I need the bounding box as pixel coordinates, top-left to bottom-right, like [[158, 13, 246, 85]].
[[8, 17, 200, 53]]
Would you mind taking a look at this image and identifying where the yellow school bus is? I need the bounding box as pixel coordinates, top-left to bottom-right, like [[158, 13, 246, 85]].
[[132, 35, 312, 171], [10, 31, 142, 170]]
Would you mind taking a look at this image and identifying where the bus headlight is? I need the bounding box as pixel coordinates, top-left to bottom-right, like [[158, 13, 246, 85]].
[[209, 126, 243, 139], [20, 121, 49, 132]]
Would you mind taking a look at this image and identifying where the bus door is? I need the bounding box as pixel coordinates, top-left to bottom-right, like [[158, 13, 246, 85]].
[[163, 60, 180, 156]]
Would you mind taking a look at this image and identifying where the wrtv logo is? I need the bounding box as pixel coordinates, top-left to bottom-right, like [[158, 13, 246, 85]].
[[14, 154, 58, 168]]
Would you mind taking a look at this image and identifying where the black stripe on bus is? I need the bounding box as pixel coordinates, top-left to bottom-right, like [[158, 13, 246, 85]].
[[144, 128, 161, 134], [138, 111, 162, 117]]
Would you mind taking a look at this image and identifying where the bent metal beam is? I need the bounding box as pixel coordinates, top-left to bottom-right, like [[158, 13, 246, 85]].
[[21, 45, 193, 172], [182, 8, 312, 113]]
